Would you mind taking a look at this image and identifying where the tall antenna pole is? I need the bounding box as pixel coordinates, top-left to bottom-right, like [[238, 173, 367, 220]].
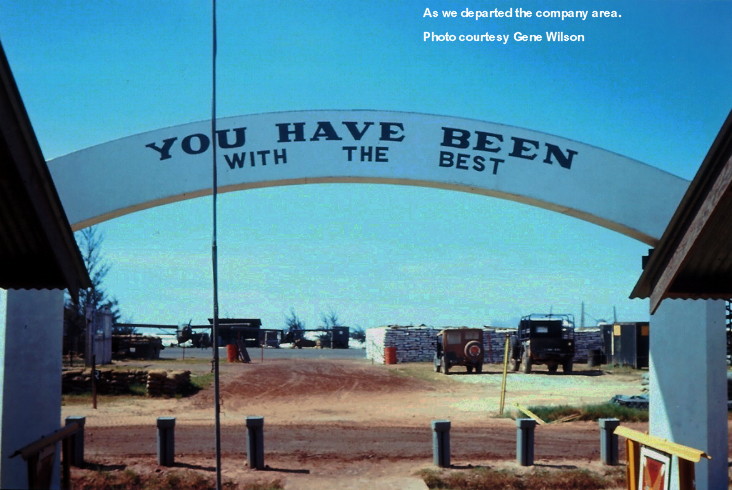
[[210, 1, 222, 488], [581, 301, 585, 328]]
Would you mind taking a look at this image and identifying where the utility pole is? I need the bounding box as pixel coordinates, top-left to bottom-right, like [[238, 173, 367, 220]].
[[210, 1, 222, 488]]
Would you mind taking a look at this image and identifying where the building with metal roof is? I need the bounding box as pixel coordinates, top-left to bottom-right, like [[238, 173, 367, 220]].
[[632, 111, 732, 310], [631, 110, 731, 489], [0, 41, 90, 489]]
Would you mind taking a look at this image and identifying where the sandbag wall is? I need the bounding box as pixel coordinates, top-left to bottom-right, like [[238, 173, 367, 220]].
[[365, 325, 438, 364], [366, 325, 603, 364], [62, 368, 193, 396], [489, 329, 604, 363], [482, 328, 516, 363], [572, 329, 604, 363], [365, 325, 512, 364]]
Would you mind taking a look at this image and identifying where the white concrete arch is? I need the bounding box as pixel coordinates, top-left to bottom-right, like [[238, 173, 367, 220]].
[[48, 111, 688, 244]]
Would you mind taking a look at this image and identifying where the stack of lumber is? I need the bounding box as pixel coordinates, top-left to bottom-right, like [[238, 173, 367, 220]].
[[62, 368, 148, 394], [62, 369, 89, 394], [146, 370, 192, 397]]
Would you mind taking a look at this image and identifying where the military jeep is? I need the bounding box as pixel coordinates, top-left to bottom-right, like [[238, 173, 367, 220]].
[[434, 328, 484, 374], [511, 314, 575, 374]]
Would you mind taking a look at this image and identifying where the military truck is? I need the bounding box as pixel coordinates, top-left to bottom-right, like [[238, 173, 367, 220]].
[[511, 314, 575, 374], [434, 327, 484, 374]]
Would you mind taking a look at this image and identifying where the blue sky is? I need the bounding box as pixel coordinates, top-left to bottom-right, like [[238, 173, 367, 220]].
[[1, 1, 730, 330]]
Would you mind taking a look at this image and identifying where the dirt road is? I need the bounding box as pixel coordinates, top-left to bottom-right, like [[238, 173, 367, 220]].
[[65, 356, 653, 488]]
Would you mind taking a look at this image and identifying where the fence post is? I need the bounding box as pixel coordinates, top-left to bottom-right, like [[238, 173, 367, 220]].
[[156, 417, 176, 466], [65, 416, 86, 467], [431, 420, 451, 467], [516, 418, 537, 466], [246, 416, 265, 469], [599, 418, 620, 465]]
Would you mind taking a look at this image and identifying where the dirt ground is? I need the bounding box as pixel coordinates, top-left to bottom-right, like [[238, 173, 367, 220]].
[[61, 354, 695, 488]]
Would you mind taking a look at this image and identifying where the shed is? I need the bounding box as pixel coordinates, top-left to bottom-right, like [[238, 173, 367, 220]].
[[608, 322, 649, 369], [210, 318, 264, 346]]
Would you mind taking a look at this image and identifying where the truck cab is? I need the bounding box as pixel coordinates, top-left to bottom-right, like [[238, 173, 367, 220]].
[[511, 314, 575, 374]]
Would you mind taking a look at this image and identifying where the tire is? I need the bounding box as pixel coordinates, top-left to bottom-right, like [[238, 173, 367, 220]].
[[475, 363, 483, 374], [464, 341, 483, 361], [510, 337, 521, 361], [466, 365, 473, 373], [441, 358, 450, 375], [521, 350, 532, 374], [511, 359, 520, 372], [562, 360, 573, 374], [587, 349, 603, 368], [547, 363, 558, 373]]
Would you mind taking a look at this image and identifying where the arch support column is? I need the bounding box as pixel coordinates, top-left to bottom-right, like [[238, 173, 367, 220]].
[[649, 299, 727, 490], [0, 289, 65, 489]]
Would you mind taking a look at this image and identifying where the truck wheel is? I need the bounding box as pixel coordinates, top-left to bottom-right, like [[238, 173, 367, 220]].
[[511, 359, 520, 372], [464, 341, 483, 361], [510, 337, 521, 361], [521, 350, 532, 374], [466, 365, 473, 373], [562, 360, 573, 374], [441, 358, 450, 375], [475, 363, 483, 374], [547, 363, 558, 373]]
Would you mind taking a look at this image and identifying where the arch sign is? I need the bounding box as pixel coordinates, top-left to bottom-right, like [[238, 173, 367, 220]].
[[49, 110, 688, 244]]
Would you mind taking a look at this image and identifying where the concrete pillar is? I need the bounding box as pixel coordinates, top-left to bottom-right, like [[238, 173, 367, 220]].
[[156, 417, 175, 466], [431, 420, 451, 467], [0, 289, 65, 490], [516, 418, 537, 466], [246, 416, 264, 470], [65, 416, 86, 467], [649, 299, 727, 490], [598, 418, 620, 466]]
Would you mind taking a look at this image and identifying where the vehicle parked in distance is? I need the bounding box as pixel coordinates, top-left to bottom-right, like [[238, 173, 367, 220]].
[[434, 327, 484, 374], [511, 314, 575, 374]]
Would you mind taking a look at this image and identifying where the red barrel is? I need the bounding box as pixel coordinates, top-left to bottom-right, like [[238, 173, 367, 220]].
[[226, 343, 239, 362], [384, 346, 397, 364]]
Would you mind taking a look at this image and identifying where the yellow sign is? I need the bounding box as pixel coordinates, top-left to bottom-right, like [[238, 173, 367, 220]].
[[614, 426, 710, 490]]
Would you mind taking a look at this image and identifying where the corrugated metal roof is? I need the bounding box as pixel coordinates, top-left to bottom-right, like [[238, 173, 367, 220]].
[[0, 42, 90, 292], [631, 110, 732, 312]]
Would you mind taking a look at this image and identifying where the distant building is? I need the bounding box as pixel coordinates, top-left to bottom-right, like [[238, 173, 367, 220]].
[[210, 318, 281, 347]]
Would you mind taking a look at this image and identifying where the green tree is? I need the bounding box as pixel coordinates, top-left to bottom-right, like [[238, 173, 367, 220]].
[[64, 227, 124, 354], [284, 308, 305, 342], [320, 309, 340, 328], [350, 326, 366, 343]]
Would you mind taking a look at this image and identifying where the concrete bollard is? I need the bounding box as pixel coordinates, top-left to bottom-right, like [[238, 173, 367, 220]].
[[246, 416, 265, 470], [599, 418, 620, 465], [65, 416, 86, 467], [431, 420, 451, 467], [156, 417, 176, 466], [516, 418, 537, 466]]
